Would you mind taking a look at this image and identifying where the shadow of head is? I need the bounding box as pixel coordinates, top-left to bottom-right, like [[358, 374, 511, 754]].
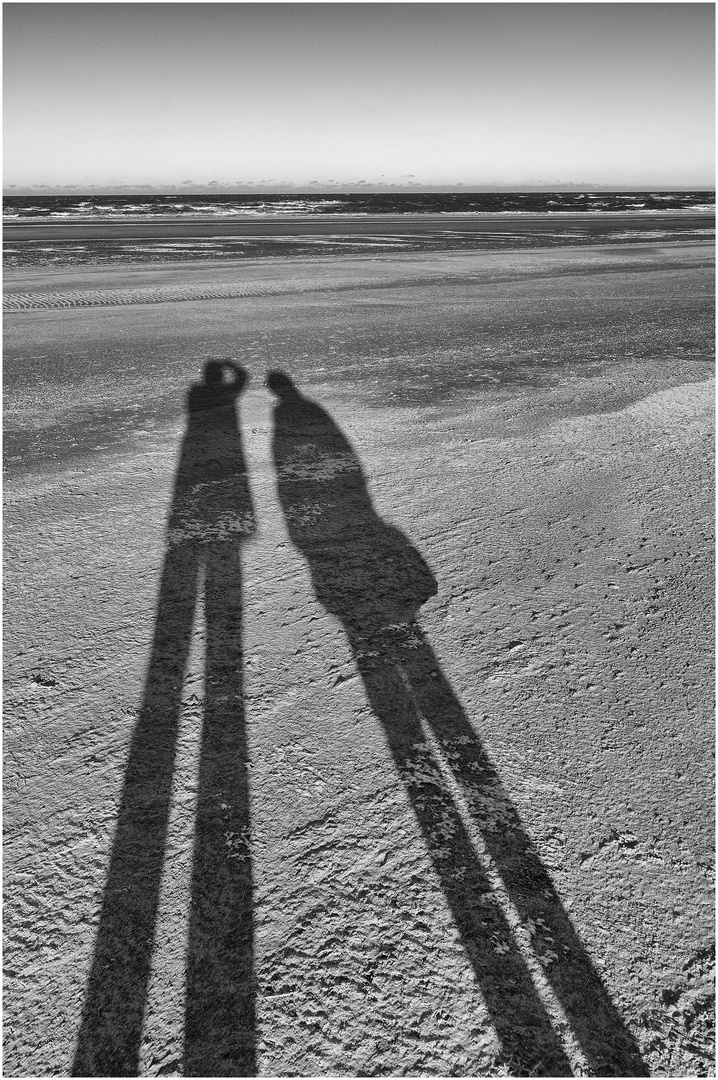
[[266, 369, 301, 398], [203, 359, 247, 387]]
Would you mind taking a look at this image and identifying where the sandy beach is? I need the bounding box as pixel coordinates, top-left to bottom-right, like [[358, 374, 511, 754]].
[[3, 230, 714, 1076]]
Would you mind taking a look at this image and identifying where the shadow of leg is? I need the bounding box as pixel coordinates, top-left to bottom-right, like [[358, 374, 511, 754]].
[[354, 638, 574, 1077], [183, 542, 255, 1077], [72, 545, 198, 1077], [402, 631, 648, 1077]]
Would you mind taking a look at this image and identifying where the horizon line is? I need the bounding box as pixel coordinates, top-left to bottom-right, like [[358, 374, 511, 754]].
[[4, 183, 716, 196]]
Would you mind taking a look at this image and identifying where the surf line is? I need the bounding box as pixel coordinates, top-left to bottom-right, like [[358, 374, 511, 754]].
[[396, 666, 590, 1074]]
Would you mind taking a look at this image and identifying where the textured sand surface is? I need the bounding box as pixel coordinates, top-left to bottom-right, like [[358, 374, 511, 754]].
[[4, 243, 714, 1076]]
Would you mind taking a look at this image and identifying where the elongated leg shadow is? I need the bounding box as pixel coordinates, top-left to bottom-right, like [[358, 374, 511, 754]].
[[73, 362, 256, 1077], [403, 638, 648, 1076], [184, 542, 254, 1076], [267, 370, 648, 1077]]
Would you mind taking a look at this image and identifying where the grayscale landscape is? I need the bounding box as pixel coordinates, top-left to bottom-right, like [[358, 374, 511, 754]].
[[3, 3, 714, 1077]]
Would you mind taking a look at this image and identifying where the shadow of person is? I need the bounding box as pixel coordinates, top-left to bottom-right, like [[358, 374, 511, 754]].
[[267, 370, 648, 1077], [73, 361, 257, 1077]]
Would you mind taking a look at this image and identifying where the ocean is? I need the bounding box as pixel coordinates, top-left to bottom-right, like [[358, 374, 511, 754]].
[[3, 189, 715, 219]]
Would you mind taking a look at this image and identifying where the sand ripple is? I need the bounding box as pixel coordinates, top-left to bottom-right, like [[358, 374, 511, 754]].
[[3, 277, 376, 311]]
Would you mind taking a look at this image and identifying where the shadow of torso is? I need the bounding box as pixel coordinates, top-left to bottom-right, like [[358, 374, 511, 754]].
[[169, 376, 256, 549], [271, 389, 436, 637]]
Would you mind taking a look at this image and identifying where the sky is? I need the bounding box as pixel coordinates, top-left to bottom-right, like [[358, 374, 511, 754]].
[[3, 2, 715, 191]]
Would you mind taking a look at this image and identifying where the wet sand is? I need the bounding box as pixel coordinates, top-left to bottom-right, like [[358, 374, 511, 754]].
[[6, 211, 712, 274], [4, 209, 714, 239], [4, 238, 715, 1075]]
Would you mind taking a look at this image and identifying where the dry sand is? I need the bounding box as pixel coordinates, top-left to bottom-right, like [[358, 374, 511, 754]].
[[3, 239, 714, 1076]]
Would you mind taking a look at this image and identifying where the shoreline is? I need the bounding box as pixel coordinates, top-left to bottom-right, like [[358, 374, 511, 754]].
[[4, 209, 714, 242]]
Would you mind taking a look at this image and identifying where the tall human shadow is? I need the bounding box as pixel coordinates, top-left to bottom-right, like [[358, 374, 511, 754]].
[[73, 362, 256, 1077], [267, 371, 648, 1077]]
